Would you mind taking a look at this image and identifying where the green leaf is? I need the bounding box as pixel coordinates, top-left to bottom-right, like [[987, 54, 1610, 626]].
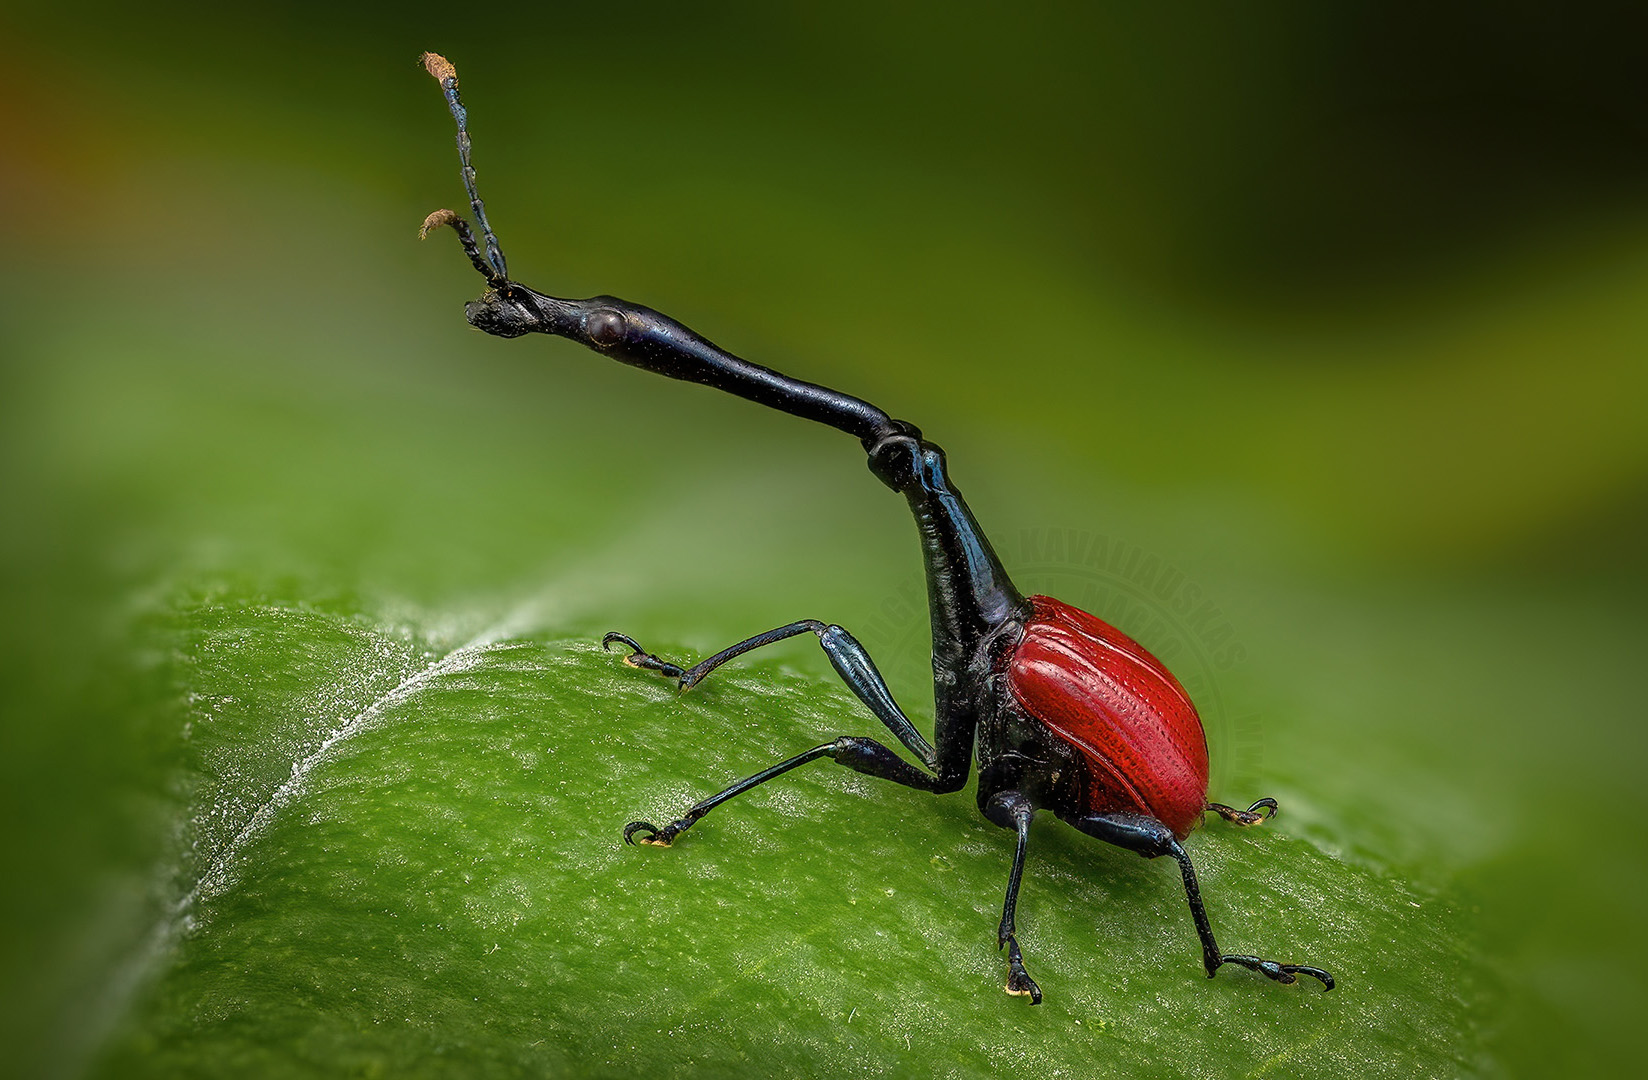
[[93, 593, 1482, 1079], [17, 16, 1648, 1072]]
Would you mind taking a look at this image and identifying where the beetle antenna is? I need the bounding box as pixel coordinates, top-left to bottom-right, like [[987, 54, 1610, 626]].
[[421, 51, 508, 283], [419, 209, 497, 281]]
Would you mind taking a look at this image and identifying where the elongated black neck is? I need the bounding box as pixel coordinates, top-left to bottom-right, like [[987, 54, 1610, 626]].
[[466, 283, 900, 449], [464, 279, 1026, 687], [867, 434, 1025, 658]]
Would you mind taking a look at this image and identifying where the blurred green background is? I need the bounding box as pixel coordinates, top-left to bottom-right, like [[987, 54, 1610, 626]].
[[3, 2, 1645, 1077]]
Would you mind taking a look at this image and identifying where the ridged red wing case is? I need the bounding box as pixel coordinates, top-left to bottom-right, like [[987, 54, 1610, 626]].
[[1007, 595, 1209, 838]]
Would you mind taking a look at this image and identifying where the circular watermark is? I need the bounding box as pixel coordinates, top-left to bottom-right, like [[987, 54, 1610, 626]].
[[855, 527, 1263, 796]]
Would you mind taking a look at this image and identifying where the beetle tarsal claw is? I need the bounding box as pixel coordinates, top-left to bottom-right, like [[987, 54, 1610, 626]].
[[603, 632, 659, 664], [1003, 974, 1042, 1004], [623, 820, 671, 846], [1204, 798, 1279, 827], [1218, 954, 1335, 991], [601, 631, 644, 656], [1284, 964, 1336, 991], [1000, 936, 1043, 1003], [601, 632, 688, 682]]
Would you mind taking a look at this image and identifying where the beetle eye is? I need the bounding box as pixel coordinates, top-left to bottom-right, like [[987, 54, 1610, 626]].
[[586, 309, 627, 347]]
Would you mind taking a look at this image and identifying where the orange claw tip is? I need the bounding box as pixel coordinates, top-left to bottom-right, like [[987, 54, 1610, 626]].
[[420, 52, 457, 83], [420, 208, 459, 239]]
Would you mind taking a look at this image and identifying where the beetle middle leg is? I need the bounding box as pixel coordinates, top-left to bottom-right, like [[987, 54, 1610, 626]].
[[623, 735, 961, 846], [1067, 811, 1335, 990], [984, 790, 1043, 1004]]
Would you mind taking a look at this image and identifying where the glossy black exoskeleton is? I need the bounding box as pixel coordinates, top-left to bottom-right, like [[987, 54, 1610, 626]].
[[419, 52, 1333, 1003]]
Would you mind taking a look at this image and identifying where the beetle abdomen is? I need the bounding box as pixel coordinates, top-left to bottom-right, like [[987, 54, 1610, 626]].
[[1006, 596, 1209, 838]]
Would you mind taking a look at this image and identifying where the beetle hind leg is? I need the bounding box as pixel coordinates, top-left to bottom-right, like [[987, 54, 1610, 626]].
[[1068, 810, 1335, 991]]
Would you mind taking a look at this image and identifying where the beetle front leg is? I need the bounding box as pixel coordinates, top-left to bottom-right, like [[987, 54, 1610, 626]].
[[604, 621, 938, 767], [1068, 811, 1335, 991]]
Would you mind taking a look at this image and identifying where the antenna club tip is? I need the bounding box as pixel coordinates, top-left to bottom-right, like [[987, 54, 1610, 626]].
[[421, 52, 457, 83], [420, 209, 460, 239]]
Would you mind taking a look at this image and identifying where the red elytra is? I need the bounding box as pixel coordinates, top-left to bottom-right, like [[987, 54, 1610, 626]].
[[1007, 595, 1210, 838]]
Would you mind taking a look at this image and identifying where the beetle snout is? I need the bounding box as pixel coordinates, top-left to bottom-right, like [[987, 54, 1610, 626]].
[[464, 292, 536, 338]]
